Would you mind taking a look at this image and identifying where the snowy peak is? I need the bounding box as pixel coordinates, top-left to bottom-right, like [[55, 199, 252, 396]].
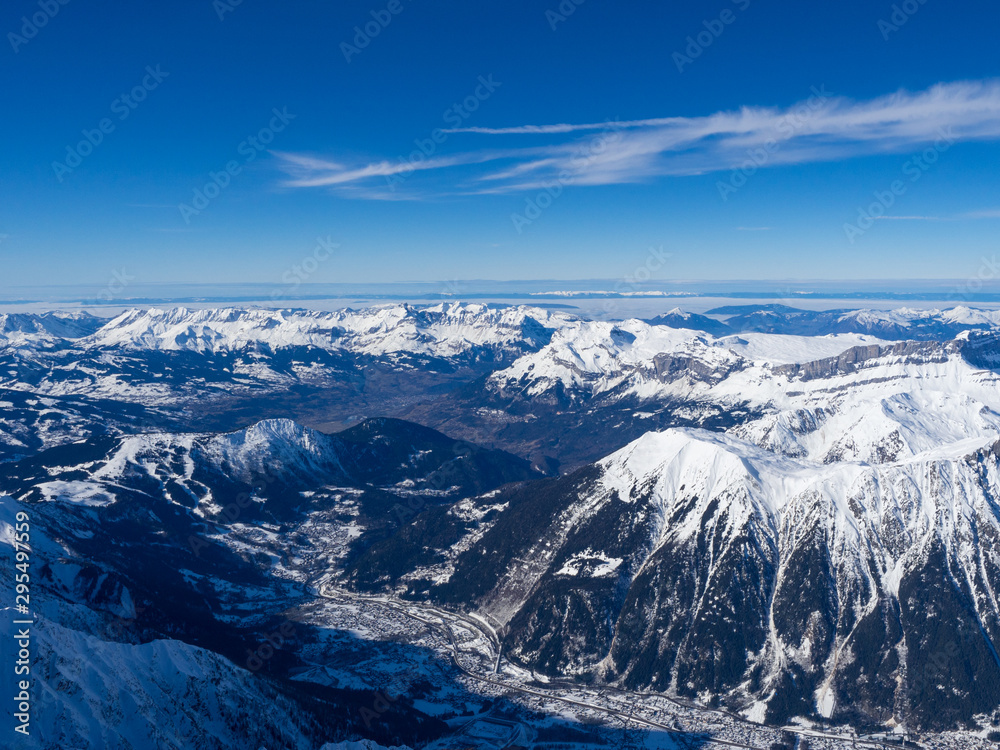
[[5, 303, 1000, 359], [208, 417, 332, 463], [0, 310, 102, 337], [476, 315, 1000, 468], [202, 418, 347, 484], [597, 422, 996, 539], [490, 318, 738, 396], [0, 311, 104, 351], [4, 415, 540, 516], [88, 307, 342, 352], [407, 422, 1000, 728], [81, 303, 568, 357]]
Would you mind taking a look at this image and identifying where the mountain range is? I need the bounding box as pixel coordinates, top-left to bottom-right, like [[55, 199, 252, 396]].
[[6, 302, 1000, 746]]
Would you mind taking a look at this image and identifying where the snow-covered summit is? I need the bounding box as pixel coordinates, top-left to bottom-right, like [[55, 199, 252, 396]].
[[82, 303, 569, 356]]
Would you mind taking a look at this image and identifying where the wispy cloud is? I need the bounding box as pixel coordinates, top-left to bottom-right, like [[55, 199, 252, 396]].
[[874, 215, 950, 221], [276, 80, 1000, 197], [440, 117, 684, 135], [874, 209, 1000, 221], [964, 208, 1000, 219]]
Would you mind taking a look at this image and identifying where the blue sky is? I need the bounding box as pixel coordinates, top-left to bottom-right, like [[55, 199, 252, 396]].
[[2, 0, 999, 292]]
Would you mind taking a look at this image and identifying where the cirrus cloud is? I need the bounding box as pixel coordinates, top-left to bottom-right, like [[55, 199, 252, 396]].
[[275, 79, 1000, 198]]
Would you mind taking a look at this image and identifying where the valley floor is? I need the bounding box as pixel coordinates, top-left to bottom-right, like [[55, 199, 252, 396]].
[[309, 587, 994, 750]]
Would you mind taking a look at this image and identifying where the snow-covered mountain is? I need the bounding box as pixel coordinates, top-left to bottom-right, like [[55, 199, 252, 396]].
[[0, 311, 103, 339], [24, 618, 334, 750], [691, 304, 1000, 340], [3, 303, 1000, 465], [3, 303, 998, 359], [411, 314, 1000, 470], [8, 302, 1000, 742], [0, 304, 568, 453], [366, 424, 1000, 729], [1, 416, 534, 748], [81, 303, 563, 356]]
